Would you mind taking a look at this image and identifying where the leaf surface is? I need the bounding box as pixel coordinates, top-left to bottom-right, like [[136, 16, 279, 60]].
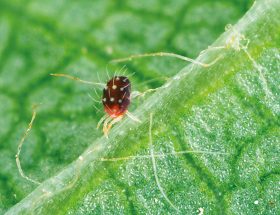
[[0, 0, 279, 214]]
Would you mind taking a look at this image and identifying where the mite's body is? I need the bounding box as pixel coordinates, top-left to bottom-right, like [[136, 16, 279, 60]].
[[50, 73, 138, 137], [102, 76, 131, 118], [97, 75, 137, 137]]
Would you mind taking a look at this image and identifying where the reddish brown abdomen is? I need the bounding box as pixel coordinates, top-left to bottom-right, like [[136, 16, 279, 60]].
[[102, 76, 131, 118]]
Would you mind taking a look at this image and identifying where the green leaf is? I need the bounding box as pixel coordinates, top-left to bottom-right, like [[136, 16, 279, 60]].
[[0, 0, 279, 214]]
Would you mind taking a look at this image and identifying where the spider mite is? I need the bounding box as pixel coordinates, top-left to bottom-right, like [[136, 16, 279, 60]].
[[50, 50, 222, 137], [97, 75, 134, 137], [50, 72, 140, 138]]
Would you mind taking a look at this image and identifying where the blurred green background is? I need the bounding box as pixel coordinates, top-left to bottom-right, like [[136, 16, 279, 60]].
[[2, 0, 276, 214]]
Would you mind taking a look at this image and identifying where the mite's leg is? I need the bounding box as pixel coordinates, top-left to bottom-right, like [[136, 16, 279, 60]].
[[126, 111, 141, 123], [50, 73, 105, 88], [112, 25, 254, 68], [16, 105, 41, 185], [105, 116, 124, 137], [98, 112, 141, 138], [103, 116, 113, 138], [113, 51, 223, 100], [198, 45, 226, 57], [97, 115, 109, 129], [111, 52, 222, 68], [131, 88, 159, 99]]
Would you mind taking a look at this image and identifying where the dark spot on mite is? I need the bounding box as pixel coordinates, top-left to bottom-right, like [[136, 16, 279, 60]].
[[102, 76, 131, 118]]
